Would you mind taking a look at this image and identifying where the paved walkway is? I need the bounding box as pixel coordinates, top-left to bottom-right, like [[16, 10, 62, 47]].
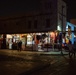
[[0, 49, 68, 55], [0, 49, 69, 75]]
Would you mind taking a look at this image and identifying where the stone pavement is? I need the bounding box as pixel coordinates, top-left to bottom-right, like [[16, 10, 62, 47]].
[[0, 49, 69, 75]]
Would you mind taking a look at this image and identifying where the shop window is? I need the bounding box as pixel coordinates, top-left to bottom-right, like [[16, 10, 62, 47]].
[[34, 20, 37, 29], [46, 19, 50, 28], [28, 21, 31, 29]]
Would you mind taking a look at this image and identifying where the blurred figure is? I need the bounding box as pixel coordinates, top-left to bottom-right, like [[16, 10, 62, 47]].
[[67, 40, 74, 58], [72, 42, 76, 57], [18, 40, 22, 51]]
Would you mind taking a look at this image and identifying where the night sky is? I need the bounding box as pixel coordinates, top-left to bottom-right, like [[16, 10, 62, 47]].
[[0, 0, 76, 21]]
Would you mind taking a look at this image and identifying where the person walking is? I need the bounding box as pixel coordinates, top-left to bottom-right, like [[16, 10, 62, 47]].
[[18, 40, 22, 51]]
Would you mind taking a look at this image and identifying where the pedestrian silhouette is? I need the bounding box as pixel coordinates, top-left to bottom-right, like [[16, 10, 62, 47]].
[[67, 40, 74, 58], [18, 40, 22, 51]]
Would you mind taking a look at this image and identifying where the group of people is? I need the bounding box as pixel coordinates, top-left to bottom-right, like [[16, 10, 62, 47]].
[[14, 39, 76, 58]]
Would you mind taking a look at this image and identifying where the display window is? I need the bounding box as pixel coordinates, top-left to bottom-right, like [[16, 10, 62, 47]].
[[27, 34, 32, 45]]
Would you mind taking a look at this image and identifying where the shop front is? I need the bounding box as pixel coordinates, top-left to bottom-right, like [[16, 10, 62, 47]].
[[6, 34, 26, 50], [3, 31, 61, 51]]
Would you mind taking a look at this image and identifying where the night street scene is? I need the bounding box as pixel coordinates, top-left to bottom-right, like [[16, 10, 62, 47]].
[[0, 0, 76, 75]]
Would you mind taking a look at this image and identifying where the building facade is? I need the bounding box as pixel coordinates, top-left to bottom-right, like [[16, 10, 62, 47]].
[[0, 0, 67, 50], [0, 0, 67, 34]]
